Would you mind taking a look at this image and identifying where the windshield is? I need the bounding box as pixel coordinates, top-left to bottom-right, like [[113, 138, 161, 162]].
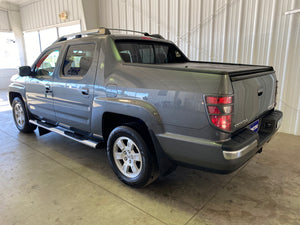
[[115, 40, 188, 64]]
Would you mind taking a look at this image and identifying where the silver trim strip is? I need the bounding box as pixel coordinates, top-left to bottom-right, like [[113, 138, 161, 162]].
[[29, 120, 99, 148], [276, 117, 282, 129], [223, 140, 258, 160], [157, 132, 221, 147]]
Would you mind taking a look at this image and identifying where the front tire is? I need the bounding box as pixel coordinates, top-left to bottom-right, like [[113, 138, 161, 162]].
[[12, 97, 36, 133], [107, 126, 157, 187]]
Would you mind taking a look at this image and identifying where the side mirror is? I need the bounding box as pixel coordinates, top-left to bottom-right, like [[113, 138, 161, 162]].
[[19, 66, 32, 76]]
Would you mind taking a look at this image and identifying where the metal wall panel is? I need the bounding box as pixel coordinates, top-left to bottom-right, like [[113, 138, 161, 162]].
[[0, 9, 11, 32], [99, 0, 300, 135], [20, 0, 83, 31]]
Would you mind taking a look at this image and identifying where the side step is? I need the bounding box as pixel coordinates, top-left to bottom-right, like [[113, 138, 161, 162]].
[[29, 120, 102, 149]]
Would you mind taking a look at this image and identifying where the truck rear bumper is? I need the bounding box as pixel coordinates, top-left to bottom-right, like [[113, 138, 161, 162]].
[[222, 140, 258, 160], [156, 110, 283, 173]]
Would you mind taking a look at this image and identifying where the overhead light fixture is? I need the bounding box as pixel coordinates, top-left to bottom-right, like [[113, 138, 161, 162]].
[[59, 11, 68, 21]]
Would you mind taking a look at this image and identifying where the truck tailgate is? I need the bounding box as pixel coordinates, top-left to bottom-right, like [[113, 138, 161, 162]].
[[231, 72, 277, 131]]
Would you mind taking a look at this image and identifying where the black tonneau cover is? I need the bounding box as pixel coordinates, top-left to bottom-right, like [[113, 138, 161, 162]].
[[164, 61, 274, 76], [123, 61, 274, 76], [188, 61, 273, 75]]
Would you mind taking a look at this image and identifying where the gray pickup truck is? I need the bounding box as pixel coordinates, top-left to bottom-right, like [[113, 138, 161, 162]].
[[9, 28, 282, 187]]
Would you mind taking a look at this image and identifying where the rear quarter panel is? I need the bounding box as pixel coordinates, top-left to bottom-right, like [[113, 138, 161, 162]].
[[93, 43, 233, 141]]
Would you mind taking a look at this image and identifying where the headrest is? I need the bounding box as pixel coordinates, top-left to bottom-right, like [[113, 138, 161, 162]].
[[79, 56, 92, 75], [120, 52, 131, 62]]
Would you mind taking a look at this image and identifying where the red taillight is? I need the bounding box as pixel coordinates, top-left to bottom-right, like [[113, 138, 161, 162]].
[[205, 95, 233, 131], [207, 106, 221, 114], [209, 115, 232, 131], [205, 96, 232, 104]]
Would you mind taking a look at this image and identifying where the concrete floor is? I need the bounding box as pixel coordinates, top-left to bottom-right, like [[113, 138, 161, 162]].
[[0, 89, 299, 225]]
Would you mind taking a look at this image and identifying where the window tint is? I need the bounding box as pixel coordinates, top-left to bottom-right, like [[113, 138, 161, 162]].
[[115, 40, 188, 64], [62, 44, 95, 77], [35, 49, 60, 76], [138, 44, 155, 64]]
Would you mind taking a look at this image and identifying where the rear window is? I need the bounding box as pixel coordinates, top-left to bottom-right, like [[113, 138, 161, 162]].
[[115, 40, 188, 64]]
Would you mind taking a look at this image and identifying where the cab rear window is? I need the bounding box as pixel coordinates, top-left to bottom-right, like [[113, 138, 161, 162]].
[[115, 40, 188, 64]]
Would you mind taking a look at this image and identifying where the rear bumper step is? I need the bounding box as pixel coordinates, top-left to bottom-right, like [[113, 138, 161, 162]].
[[29, 120, 101, 149], [222, 140, 258, 160]]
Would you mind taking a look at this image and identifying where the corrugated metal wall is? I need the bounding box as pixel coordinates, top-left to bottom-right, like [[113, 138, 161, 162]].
[[20, 0, 84, 31], [99, 0, 300, 135], [0, 9, 11, 32]]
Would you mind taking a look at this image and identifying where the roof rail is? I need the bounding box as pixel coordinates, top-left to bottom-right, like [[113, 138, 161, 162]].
[[54, 27, 164, 43], [55, 28, 110, 43], [106, 28, 165, 39], [105, 28, 149, 36], [149, 34, 165, 39]]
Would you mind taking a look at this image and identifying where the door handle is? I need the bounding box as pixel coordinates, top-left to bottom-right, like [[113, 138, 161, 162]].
[[257, 88, 264, 96], [45, 84, 52, 93], [81, 88, 89, 95]]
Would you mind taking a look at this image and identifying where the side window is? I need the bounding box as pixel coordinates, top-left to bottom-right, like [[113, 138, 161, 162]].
[[115, 41, 188, 64], [62, 43, 95, 77], [35, 49, 60, 76]]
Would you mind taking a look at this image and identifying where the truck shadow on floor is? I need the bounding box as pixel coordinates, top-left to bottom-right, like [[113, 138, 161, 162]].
[[24, 130, 242, 212]]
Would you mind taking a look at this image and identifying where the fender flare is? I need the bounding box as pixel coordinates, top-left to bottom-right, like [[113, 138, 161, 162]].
[[91, 97, 164, 135], [8, 83, 26, 105], [91, 97, 176, 176]]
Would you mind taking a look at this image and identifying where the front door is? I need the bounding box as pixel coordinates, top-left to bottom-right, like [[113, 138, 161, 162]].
[[52, 43, 98, 132], [26, 48, 61, 122]]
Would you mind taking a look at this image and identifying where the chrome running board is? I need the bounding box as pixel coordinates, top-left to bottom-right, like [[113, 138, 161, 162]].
[[29, 120, 101, 149]]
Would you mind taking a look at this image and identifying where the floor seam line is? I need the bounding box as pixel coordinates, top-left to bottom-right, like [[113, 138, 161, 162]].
[[1, 129, 168, 225]]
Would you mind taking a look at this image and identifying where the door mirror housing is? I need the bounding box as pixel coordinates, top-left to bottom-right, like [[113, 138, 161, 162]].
[[19, 66, 32, 76]]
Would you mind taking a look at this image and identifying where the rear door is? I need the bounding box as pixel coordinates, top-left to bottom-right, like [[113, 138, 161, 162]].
[[52, 42, 98, 132], [26, 47, 61, 122]]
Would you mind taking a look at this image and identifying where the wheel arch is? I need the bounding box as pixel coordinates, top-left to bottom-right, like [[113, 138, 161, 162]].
[[102, 112, 150, 142], [9, 84, 35, 121], [91, 97, 176, 176], [9, 92, 23, 106], [8, 83, 26, 106], [91, 97, 164, 138]]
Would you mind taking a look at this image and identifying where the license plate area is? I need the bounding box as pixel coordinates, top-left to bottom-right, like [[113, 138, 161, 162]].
[[249, 119, 259, 132]]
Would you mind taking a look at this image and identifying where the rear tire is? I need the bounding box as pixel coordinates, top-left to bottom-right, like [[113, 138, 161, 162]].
[[107, 126, 158, 187], [12, 97, 36, 133]]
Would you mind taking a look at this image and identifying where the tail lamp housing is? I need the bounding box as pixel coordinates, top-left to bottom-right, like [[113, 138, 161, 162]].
[[205, 96, 233, 132]]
